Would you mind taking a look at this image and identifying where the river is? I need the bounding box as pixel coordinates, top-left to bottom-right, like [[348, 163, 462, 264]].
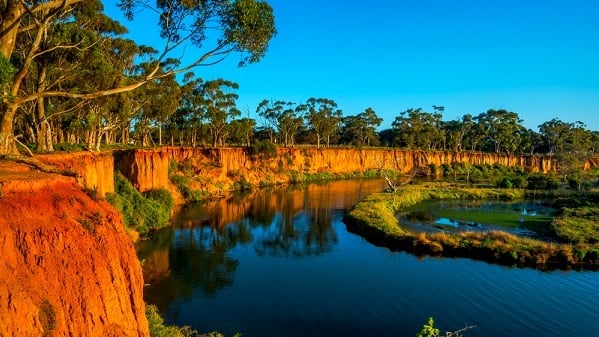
[[138, 179, 599, 337]]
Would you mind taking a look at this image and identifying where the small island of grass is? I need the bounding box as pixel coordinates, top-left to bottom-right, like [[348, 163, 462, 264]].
[[344, 182, 599, 270]]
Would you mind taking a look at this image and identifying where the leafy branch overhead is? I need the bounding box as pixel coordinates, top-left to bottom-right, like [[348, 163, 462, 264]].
[[118, 0, 277, 71], [0, 0, 276, 155]]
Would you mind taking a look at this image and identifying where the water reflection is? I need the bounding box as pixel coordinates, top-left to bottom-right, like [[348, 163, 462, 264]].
[[138, 179, 388, 310], [398, 200, 557, 239]]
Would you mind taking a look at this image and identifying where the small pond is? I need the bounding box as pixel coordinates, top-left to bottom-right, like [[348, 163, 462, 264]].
[[398, 200, 559, 239]]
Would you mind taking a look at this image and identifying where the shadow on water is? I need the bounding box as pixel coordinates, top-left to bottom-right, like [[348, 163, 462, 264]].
[[137, 179, 388, 311], [138, 180, 599, 337]]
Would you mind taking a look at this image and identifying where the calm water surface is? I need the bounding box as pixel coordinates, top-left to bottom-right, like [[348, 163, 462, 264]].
[[138, 180, 599, 337]]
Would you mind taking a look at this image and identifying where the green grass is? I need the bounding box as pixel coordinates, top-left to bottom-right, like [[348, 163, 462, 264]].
[[344, 182, 599, 269], [432, 208, 553, 231], [551, 206, 599, 244]]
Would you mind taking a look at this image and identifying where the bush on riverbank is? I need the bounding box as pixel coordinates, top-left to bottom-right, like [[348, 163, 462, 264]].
[[344, 182, 599, 269], [105, 173, 173, 235], [146, 304, 228, 337]]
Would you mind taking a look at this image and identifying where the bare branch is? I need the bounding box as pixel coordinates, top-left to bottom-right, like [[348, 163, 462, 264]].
[[33, 39, 87, 58], [445, 325, 476, 337]]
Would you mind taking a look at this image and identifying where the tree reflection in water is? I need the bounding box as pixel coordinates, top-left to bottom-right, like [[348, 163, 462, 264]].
[[138, 179, 388, 311]]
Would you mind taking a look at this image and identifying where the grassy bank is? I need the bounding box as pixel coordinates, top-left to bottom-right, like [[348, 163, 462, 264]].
[[344, 182, 599, 269]]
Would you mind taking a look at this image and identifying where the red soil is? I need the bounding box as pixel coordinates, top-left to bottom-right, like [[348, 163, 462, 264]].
[[0, 161, 148, 337]]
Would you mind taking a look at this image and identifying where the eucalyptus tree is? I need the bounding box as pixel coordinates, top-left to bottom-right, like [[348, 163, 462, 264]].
[[256, 99, 280, 142], [518, 128, 543, 155], [174, 76, 205, 146], [277, 104, 303, 147], [553, 121, 594, 192], [0, 0, 276, 154], [340, 107, 382, 146], [304, 98, 342, 148], [133, 73, 182, 146], [392, 108, 443, 150], [590, 131, 599, 155], [538, 118, 574, 155], [443, 115, 473, 152], [475, 109, 523, 154], [200, 79, 240, 147], [229, 117, 256, 147], [357, 107, 382, 146], [464, 119, 488, 152], [5, 1, 133, 151]]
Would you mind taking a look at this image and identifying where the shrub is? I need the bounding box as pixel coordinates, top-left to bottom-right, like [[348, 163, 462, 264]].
[[144, 188, 175, 211], [170, 174, 207, 202], [106, 174, 173, 234], [510, 176, 526, 188], [527, 174, 560, 190], [53, 143, 85, 152], [416, 317, 440, 337], [168, 160, 178, 173], [248, 139, 278, 159], [496, 177, 513, 189]]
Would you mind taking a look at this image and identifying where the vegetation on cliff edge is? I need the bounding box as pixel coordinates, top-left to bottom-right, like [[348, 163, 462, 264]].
[[106, 173, 174, 235]]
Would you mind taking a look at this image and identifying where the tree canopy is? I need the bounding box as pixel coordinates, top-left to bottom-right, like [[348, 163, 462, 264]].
[[0, 0, 276, 154]]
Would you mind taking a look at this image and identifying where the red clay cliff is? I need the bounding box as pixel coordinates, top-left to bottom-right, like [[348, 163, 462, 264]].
[[0, 162, 149, 337]]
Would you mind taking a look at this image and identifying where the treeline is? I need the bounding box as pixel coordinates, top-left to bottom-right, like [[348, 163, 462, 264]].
[[1, 1, 597, 168], [11, 71, 599, 159]]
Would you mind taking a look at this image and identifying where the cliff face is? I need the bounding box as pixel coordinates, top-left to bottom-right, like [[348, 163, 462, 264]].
[[114, 147, 556, 195], [0, 162, 149, 337], [36, 152, 115, 197], [114, 150, 171, 193]]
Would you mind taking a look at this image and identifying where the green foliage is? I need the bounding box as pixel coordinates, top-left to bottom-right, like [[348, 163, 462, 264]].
[[495, 175, 526, 189], [526, 174, 560, 190], [0, 54, 14, 88], [169, 160, 178, 174], [416, 317, 440, 337], [53, 143, 85, 152], [248, 139, 277, 158], [496, 177, 513, 189], [144, 188, 175, 211], [170, 174, 207, 202], [510, 176, 526, 188], [345, 182, 599, 268], [304, 97, 343, 148], [146, 304, 205, 337], [428, 163, 439, 176], [551, 206, 599, 244], [346, 193, 408, 236], [106, 174, 172, 234], [223, 0, 277, 65], [228, 169, 253, 190]]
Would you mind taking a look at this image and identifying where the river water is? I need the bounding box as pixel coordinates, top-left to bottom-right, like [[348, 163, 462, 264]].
[[138, 179, 599, 337]]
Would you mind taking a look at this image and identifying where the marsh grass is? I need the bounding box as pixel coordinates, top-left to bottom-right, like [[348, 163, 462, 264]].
[[344, 182, 599, 269], [551, 206, 599, 244], [432, 209, 553, 231]]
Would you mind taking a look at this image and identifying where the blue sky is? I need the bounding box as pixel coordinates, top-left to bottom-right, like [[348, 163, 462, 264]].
[[104, 0, 599, 131]]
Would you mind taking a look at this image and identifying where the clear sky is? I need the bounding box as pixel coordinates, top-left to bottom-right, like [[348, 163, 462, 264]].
[[103, 0, 599, 131]]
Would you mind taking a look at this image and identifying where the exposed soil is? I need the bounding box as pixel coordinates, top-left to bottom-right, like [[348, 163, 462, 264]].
[[0, 161, 148, 337]]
